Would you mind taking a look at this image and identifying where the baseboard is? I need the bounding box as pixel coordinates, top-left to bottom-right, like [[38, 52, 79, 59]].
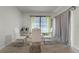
[[0, 41, 13, 50], [0, 45, 5, 50], [72, 47, 79, 53]]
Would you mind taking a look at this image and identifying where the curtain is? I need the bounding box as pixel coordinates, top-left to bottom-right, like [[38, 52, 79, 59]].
[[55, 11, 70, 45], [60, 11, 70, 44], [46, 16, 51, 33], [55, 15, 61, 42], [31, 16, 34, 30]]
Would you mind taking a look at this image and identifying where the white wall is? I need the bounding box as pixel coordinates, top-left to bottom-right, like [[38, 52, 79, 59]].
[[0, 6, 23, 49], [71, 7, 79, 50]]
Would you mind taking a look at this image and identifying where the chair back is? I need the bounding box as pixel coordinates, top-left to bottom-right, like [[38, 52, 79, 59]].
[[31, 28, 42, 42]]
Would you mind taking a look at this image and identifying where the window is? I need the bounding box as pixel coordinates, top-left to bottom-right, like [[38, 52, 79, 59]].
[[31, 16, 51, 34]]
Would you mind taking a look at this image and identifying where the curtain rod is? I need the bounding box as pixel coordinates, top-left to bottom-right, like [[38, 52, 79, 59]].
[[55, 6, 76, 17], [30, 15, 51, 17], [69, 6, 76, 11]]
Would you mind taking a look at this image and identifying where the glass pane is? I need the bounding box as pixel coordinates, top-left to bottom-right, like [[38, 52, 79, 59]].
[[41, 17, 47, 33]]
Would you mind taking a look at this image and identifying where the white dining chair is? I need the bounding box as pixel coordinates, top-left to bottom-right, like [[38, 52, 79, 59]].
[[14, 27, 26, 47]]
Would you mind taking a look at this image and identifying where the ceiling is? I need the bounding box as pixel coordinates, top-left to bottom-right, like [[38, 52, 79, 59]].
[[16, 6, 70, 14]]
